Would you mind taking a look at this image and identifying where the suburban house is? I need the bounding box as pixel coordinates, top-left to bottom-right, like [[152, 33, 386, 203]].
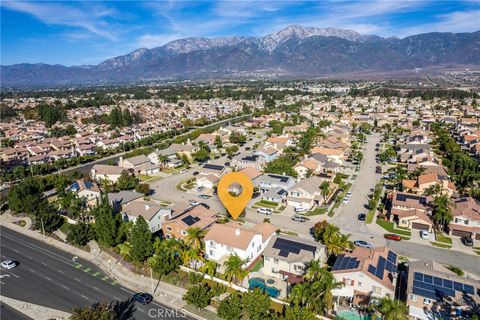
[[331, 247, 399, 304], [196, 162, 231, 189], [388, 191, 434, 233], [294, 158, 322, 178], [108, 190, 144, 213], [119, 154, 160, 176], [261, 187, 288, 204], [67, 179, 101, 207], [238, 166, 262, 181], [406, 259, 480, 320], [402, 172, 455, 197], [204, 222, 276, 268], [91, 164, 125, 183], [286, 176, 336, 211], [162, 205, 217, 240], [263, 234, 326, 282], [121, 199, 171, 233], [255, 173, 296, 193], [311, 147, 344, 164], [148, 143, 194, 167], [448, 197, 480, 240], [232, 153, 264, 170], [254, 146, 279, 163]]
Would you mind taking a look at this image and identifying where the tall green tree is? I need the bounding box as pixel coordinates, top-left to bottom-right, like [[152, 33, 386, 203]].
[[375, 297, 409, 320], [182, 283, 213, 309], [320, 181, 330, 202], [129, 216, 153, 262], [70, 302, 116, 320], [184, 227, 205, 251], [432, 195, 452, 229], [94, 194, 121, 247]]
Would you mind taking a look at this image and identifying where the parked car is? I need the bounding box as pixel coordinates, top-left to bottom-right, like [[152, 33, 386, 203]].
[[346, 191, 352, 197], [291, 215, 307, 222], [200, 203, 210, 209], [198, 194, 210, 199], [420, 230, 429, 239], [189, 200, 199, 206], [1, 260, 17, 270], [461, 237, 474, 247], [192, 171, 199, 176], [294, 207, 308, 213], [180, 169, 188, 174], [358, 213, 366, 221], [353, 240, 373, 249], [196, 186, 205, 192], [133, 293, 153, 305], [257, 207, 273, 215], [384, 234, 402, 241]]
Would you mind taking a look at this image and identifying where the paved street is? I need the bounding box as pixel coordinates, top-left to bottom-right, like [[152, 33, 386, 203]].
[[0, 227, 195, 320]]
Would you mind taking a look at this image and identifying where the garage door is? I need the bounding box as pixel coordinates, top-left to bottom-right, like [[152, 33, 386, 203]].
[[476, 233, 480, 240], [411, 223, 429, 231], [451, 229, 472, 238]]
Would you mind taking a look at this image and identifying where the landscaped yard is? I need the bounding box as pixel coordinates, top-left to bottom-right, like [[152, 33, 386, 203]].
[[250, 259, 264, 272], [376, 219, 411, 237], [430, 242, 452, 249], [59, 222, 71, 235], [254, 200, 278, 209], [304, 207, 327, 216], [435, 233, 452, 244]]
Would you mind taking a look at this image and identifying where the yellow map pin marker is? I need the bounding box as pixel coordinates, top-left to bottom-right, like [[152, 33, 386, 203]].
[[217, 172, 253, 220]]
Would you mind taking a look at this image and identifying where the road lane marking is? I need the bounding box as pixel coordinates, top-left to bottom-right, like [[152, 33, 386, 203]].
[[57, 269, 64, 274], [41, 262, 48, 266], [13, 249, 19, 253], [80, 294, 89, 300], [137, 308, 145, 313], [73, 277, 81, 282], [26, 255, 33, 259], [43, 276, 52, 281], [1, 271, 19, 278], [112, 296, 121, 301], [74, 264, 83, 269], [61, 285, 69, 290], [92, 286, 100, 292]]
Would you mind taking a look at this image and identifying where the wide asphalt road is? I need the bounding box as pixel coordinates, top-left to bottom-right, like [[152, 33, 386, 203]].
[[0, 227, 196, 320]]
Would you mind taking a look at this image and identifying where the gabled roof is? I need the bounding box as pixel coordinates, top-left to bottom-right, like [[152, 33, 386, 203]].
[[205, 222, 275, 250], [264, 234, 324, 263]]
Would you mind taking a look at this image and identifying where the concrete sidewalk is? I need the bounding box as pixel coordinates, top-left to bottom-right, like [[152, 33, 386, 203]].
[[0, 217, 208, 320], [0, 295, 71, 320]]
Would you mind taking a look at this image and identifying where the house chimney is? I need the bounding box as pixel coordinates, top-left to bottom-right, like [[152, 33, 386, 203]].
[[235, 228, 240, 236]]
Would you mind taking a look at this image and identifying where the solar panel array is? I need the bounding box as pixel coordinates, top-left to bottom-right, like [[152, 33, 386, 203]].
[[181, 215, 200, 226], [272, 237, 317, 258], [367, 250, 398, 279], [203, 164, 224, 171], [332, 254, 360, 271], [396, 193, 427, 205], [412, 272, 476, 301], [269, 174, 290, 183]]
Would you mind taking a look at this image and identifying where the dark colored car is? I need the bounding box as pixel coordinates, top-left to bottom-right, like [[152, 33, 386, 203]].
[[192, 171, 199, 176], [384, 234, 402, 241], [291, 215, 307, 222], [461, 237, 474, 247], [200, 203, 210, 209], [358, 213, 366, 221], [133, 293, 153, 305]]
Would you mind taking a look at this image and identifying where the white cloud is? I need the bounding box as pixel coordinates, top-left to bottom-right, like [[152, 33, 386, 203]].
[[137, 33, 182, 48], [1, 1, 118, 41], [396, 10, 480, 37]]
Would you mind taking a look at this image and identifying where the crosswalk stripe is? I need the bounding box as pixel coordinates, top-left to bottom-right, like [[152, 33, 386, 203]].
[[83, 268, 91, 273], [101, 276, 109, 281], [92, 272, 100, 277], [74, 264, 83, 269]]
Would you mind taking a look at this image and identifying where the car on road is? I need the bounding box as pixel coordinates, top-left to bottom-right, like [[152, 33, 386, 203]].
[[461, 237, 474, 247], [294, 207, 308, 213], [420, 230, 429, 239], [189, 200, 199, 206], [358, 213, 366, 221], [342, 198, 349, 204], [196, 186, 205, 192], [200, 203, 210, 209], [198, 194, 210, 199], [353, 240, 373, 249], [180, 169, 188, 174], [1, 260, 17, 270], [133, 293, 153, 305], [291, 215, 307, 222], [346, 191, 352, 197], [384, 234, 402, 241], [257, 207, 273, 215], [192, 171, 199, 176]]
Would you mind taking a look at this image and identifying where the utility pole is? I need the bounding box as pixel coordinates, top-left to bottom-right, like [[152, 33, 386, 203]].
[[41, 217, 46, 240], [150, 268, 154, 294]]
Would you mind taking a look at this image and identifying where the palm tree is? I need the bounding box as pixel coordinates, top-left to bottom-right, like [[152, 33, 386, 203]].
[[304, 260, 323, 282], [157, 155, 169, 170], [200, 260, 218, 277], [223, 255, 248, 285], [322, 224, 352, 255], [181, 247, 202, 267], [376, 297, 409, 320], [184, 227, 205, 250], [117, 241, 132, 260], [290, 282, 310, 306], [432, 194, 452, 230], [319, 181, 330, 203], [308, 269, 343, 314]]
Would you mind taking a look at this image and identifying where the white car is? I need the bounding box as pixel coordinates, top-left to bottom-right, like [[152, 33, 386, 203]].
[[1, 260, 17, 270], [257, 207, 273, 215], [294, 207, 308, 213], [189, 200, 199, 206], [420, 230, 429, 239], [180, 169, 188, 174]]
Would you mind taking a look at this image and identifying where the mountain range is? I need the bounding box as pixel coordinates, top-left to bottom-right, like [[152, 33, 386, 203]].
[[2, 25, 479, 87]]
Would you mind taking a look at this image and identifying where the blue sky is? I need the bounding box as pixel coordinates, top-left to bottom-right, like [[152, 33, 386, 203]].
[[1, 1, 479, 66]]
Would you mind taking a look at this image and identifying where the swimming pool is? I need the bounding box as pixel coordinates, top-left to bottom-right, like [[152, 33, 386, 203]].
[[336, 310, 371, 320], [248, 277, 280, 297]]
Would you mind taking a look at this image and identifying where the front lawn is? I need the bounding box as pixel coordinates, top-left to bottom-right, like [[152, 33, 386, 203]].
[[59, 222, 71, 235], [254, 200, 278, 209], [305, 207, 327, 216], [376, 219, 411, 236], [436, 233, 452, 244]]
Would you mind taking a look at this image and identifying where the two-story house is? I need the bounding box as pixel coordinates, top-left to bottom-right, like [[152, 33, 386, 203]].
[[204, 222, 276, 268], [286, 176, 335, 211], [388, 191, 434, 233], [255, 174, 296, 193], [162, 205, 217, 240], [121, 199, 171, 233], [449, 197, 480, 240], [331, 247, 399, 305]]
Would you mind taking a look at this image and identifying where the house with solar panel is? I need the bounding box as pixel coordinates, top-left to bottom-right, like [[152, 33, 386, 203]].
[[255, 173, 296, 194], [263, 234, 326, 282], [161, 205, 217, 240], [407, 259, 480, 319], [331, 247, 399, 305], [388, 191, 434, 233], [196, 162, 231, 189], [68, 179, 101, 207]]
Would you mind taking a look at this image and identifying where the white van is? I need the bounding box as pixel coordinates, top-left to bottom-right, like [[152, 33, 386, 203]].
[[257, 207, 273, 215]]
